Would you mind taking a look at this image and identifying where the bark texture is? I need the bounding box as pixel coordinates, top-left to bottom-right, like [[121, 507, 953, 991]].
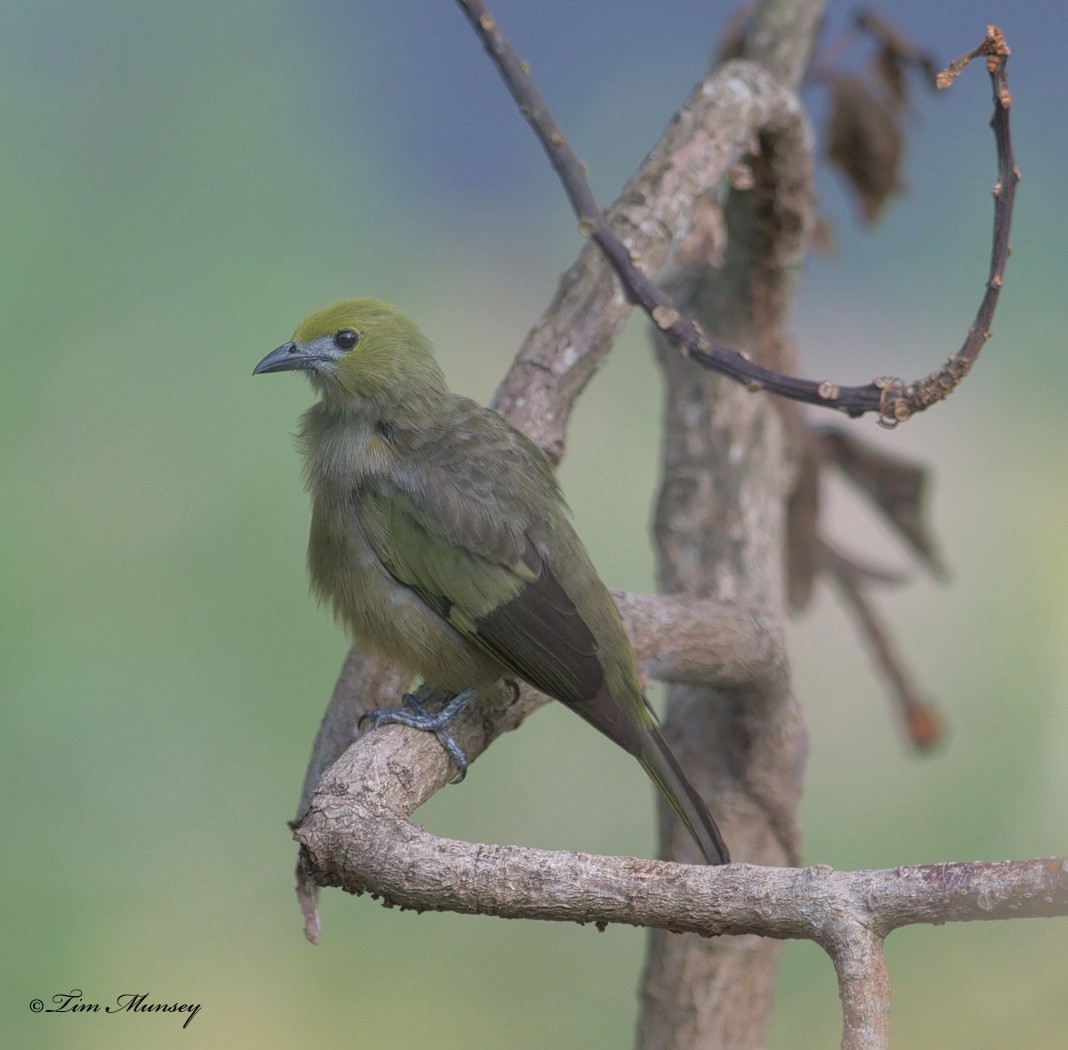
[[636, 3, 824, 1045]]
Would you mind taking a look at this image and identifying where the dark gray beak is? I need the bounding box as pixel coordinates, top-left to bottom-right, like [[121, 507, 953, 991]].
[[253, 341, 313, 375]]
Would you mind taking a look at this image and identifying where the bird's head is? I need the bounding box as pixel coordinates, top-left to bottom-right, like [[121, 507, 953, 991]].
[[253, 297, 448, 410]]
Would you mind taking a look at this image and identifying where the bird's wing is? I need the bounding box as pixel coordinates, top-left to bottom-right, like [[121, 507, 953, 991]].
[[362, 483, 607, 711]]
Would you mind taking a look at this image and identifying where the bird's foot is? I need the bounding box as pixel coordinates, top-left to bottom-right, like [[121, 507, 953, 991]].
[[359, 688, 475, 782]]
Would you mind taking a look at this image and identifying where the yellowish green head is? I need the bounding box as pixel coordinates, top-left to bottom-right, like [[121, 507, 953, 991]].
[[253, 297, 447, 408]]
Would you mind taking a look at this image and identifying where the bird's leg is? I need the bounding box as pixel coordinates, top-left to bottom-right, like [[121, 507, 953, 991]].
[[359, 686, 477, 782], [397, 690, 472, 780]]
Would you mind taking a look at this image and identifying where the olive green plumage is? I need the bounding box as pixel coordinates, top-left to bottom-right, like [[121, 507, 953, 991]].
[[254, 297, 729, 864]]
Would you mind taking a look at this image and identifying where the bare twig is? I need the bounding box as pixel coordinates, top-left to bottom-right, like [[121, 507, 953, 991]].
[[488, 60, 806, 464], [823, 541, 943, 749], [458, 2, 1018, 425]]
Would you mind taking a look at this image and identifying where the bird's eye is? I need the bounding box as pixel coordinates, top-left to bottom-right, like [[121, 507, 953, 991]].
[[334, 329, 360, 352]]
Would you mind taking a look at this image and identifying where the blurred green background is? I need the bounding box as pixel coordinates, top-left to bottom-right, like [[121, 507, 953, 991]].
[[3, 1, 1066, 1047]]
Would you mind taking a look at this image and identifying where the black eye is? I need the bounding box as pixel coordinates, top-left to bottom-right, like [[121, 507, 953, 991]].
[[334, 329, 360, 352]]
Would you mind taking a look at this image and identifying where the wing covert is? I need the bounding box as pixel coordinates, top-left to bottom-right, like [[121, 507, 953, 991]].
[[361, 485, 606, 708]]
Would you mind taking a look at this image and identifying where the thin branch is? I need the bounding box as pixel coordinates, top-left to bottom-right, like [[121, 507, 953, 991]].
[[458, 3, 1018, 424], [823, 541, 942, 749]]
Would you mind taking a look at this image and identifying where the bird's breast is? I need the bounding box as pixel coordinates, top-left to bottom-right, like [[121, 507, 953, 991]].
[[306, 481, 502, 691]]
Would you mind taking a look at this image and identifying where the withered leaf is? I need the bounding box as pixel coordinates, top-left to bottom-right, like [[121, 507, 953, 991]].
[[825, 73, 904, 224]]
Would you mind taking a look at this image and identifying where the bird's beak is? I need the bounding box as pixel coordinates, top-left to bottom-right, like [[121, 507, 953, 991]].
[[253, 341, 315, 375]]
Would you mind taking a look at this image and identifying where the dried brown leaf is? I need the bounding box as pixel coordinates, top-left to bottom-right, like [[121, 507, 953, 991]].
[[809, 211, 836, 255], [817, 426, 946, 578], [825, 73, 904, 224]]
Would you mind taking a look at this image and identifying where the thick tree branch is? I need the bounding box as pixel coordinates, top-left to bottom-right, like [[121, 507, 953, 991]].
[[635, 0, 820, 1038], [297, 721, 1067, 1050], [831, 926, 893, 1050], [297, 726, 1068, 932]]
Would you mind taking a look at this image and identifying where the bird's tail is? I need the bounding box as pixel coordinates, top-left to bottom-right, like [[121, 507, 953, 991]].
[[638, 725, 730, 865]]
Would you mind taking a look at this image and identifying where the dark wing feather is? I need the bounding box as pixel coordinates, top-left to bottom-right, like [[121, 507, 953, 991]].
[[473, 542, 600, 703], [362, 476, 728, 862], [473, 544, 645, 757], [363, 483, 645, 755]]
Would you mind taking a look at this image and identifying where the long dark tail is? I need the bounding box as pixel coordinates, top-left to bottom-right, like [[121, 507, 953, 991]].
[[638, 725, 730, 865]]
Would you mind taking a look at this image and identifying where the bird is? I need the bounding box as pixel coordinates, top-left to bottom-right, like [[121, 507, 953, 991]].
[[254, 297, 729, 865]]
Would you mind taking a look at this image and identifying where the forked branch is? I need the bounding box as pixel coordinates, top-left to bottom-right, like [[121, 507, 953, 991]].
[[295, 722, 1068, 1050]]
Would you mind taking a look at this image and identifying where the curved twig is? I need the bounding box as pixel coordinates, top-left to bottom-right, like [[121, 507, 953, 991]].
[[459, 3, 1018, 425]]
